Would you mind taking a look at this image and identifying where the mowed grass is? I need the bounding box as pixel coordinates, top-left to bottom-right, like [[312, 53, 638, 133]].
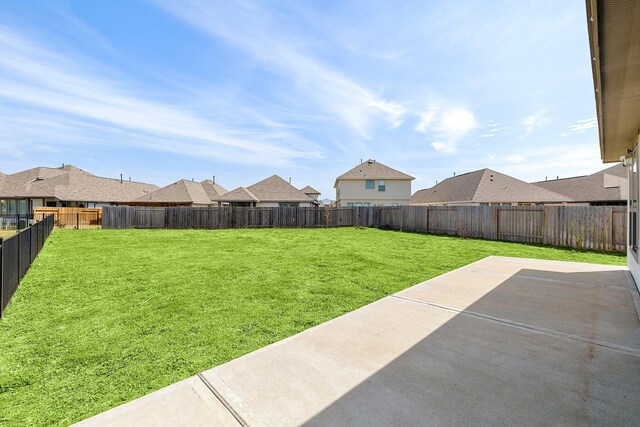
[[0, 228, 625, 426]]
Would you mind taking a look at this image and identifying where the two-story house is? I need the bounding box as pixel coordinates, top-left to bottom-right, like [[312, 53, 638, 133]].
[[334, 160, 414, 207]]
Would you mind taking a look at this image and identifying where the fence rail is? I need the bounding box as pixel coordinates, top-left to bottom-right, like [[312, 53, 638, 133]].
[[102, 205, 627, 252], [0, 215, 54, 316]]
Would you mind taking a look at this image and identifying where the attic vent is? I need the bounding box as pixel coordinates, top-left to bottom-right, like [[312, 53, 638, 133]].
[[28, 177, 44, 183], [367, 160, 374, 164]]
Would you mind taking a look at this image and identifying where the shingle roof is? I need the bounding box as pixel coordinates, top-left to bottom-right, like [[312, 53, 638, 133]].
[[248, 175, 316, 203], [133, 179, 218, 205], [335, 160, 414, 187], [200, 179, 228, 199], [532, 163, 626, 203], [411, 169, 571, 205], [0, 165, 158, 202], [214, 187, 260, 202], [300, 185, 320, 195], [214, 175, 317, 203]]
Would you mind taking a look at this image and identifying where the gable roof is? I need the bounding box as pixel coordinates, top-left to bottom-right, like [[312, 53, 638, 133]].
[[200, 179, 228, 199], [248, 175, 316, 203], [532, 163, 626, 203], [335, 160, 414, 187], [133, 179, 217, 205], [0, 165, 158, 202], [411, 169, 571, 205], [214, 187, 260, 202], [214, 175, 317, 204], [300, 185, 320, 195]]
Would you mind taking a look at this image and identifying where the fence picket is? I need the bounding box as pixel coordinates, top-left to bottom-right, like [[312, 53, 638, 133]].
[[1, 215, 54, 316], [100, 205, 627, 252]]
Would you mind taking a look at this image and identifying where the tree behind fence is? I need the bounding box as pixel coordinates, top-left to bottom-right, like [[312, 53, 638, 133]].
[[102, 205, 627, 252]]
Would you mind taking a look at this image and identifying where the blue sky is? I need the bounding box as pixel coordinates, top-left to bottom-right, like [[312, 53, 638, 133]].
[[0, 0, 604, 198]]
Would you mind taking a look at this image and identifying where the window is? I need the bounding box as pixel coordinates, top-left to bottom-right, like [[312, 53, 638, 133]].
[[279, 203, 299, 208], [365, 179, 375, 189], [8, 200, 16, 214], [378, 180, 385, 192], [346, 202, 354, 207], [355, 202, 362, 207], [0, 199, 5, 215], [363, 202, 370, 207], [18, 200, 27, 214]]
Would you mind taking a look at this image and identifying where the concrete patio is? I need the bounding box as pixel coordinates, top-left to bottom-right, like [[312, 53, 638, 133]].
[[76, 256, 640, 426]]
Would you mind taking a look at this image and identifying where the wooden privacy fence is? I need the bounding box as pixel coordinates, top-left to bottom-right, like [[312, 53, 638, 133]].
[[102, 205, 627, 252], [0, 215, 54, 316], [33, 207, 101, 229]]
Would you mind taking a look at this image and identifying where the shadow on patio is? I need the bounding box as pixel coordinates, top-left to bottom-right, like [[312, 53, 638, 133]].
[[303, 265, 640, 426]]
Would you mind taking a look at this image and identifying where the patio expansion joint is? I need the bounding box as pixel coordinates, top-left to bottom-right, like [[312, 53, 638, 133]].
[[196, 373, 248, 427], [390, 294, 640, 359]]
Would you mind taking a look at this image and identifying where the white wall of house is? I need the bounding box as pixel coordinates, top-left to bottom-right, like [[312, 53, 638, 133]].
[[336, 179, 411, 207]]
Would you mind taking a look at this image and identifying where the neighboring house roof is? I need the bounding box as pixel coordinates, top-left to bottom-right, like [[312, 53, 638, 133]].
[[133, 179, 219, 205], [248, 175, 317, 203], [200, 179, 228, 199], [300, 185, 320, 195], [335, 159, 415, 187], [411, 169, 571, 205], [0, 165, 159, 202], [531, 163, 626, 203], [214, 187, 259, 203], [215, 175, 317, 204]]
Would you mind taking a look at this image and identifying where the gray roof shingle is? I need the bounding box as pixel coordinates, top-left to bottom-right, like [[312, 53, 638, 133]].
[[133, 179, 225, 205], [0, 165, 158, 202], [214, 175, 317, 203], [300, 185, 320, 195], [214, 187, 259, 202], [532, 164, 626, 203], [411, 169, 571, 205]]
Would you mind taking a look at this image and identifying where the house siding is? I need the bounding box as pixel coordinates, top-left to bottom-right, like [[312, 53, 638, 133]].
[[336, 179, 411, 206]]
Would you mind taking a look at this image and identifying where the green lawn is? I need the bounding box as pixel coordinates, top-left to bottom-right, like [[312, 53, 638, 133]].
[[0, 228, 625, 426]]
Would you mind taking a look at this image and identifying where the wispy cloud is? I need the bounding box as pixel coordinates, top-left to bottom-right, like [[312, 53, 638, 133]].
[[0, 25, 320, 165], [152, 0, 406, 142], [415, 104, 476, 153], [561, 117, 597, 136], [479, 121, 508, 138], [521, 109, 549, 135]]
